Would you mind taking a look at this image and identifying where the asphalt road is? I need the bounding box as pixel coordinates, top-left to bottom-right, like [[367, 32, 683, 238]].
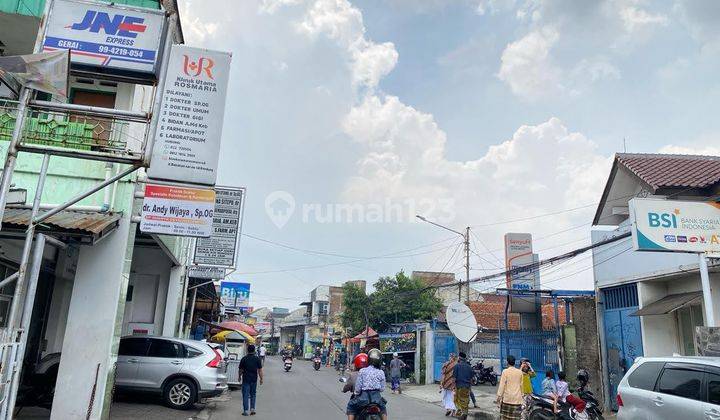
[[208, 356, 449, 419]]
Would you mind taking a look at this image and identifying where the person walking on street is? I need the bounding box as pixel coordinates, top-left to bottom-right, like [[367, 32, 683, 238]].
[[258, 343, 267, 366], [520, 359, 536, 420], [389, 353, 406, 394], [238, 344, 264, 416], [496, 355, 524, 420], [339, 348, 349, 375], [453, 352, 474, 420], [440, 353, 457, 417]]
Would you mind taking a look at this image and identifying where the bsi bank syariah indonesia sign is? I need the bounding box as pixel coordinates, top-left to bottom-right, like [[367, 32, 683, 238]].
[[42, 0, 165, 74], [630, 198, 720, 254], [147, 45, 232, 186]]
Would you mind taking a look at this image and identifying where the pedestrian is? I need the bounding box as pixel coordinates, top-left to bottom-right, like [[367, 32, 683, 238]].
[[470, 389, 478, 409], [339, 348, 349, 374], [258, 343, 267, 366], [238, 344, 264, 416], [541, 370, 556, 397], [496, 355, 524, 420], [389, 353, 406, 394], [520, 359, 536, 420], [322, 346, 329, 365], [453, 352, 474, 420], [440, 353, 457, 417]]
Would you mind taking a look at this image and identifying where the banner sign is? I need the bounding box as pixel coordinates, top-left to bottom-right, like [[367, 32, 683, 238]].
[[504, 233, 536, 313], [219, 281, 250, 310], [187, 265, 225, 279], [140, 184, 215, 237], [148, 45, 232, 186], [0, 50, 70, 98], [193, 187, 244, 267], [42, 0, 164, 74], [379, 332, 416, 353], [630, 198, 720, 254]]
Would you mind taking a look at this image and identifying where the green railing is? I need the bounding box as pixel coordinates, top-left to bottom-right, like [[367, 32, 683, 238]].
[[0, 100, 139, 155]]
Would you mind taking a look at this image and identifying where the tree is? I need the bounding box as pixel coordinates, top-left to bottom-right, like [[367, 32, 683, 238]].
[[341, 271, 443, 332], [340, 282, 370, 334]]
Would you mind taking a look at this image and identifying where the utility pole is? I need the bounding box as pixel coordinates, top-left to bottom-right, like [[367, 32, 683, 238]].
[[465, 226, 470, 303], [416, 215, 472, 303]]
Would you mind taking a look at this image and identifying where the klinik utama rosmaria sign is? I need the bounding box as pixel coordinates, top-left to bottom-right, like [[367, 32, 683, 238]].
[[630, 198, 720, 254]]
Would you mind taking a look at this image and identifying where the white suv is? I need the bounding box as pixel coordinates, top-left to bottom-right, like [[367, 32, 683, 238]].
[[617, 356, 720, 420]]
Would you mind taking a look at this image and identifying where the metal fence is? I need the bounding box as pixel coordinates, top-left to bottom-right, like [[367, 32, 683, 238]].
[[499, 329, 559, 373], [460, 337, 500, 361]]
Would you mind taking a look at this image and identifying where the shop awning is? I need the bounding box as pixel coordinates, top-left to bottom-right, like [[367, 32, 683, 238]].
[[2, 208, 121, 244], [631, 291, 702, 316]]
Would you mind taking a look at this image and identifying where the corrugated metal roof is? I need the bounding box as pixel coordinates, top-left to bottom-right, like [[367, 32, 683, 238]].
[[2, 209, 121, 234], [617, 153, 720, 190], [631, 292, 702, 316]]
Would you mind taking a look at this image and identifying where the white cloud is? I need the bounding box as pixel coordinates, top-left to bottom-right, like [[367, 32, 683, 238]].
[[350, 39, 398, 88], [476, 0, 517, 16], [497, 27, 563, 100], [179, 1, 219, 43], [619, 5, 668, 32], [658, 144, 720, 156], [259, 0, 302, 14]]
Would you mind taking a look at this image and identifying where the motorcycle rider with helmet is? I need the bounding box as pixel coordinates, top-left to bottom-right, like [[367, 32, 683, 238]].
[[346, 348, 388, 420], [343, 353, 368, 397]]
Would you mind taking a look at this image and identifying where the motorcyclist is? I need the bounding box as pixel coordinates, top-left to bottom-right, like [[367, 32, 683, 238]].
[[347, 348, 387, 420], [281, 345, 293, 361], [343, 353, 368, 398]]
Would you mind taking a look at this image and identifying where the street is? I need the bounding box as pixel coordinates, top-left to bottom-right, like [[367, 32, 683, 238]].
[[208, 356, 446, 420]]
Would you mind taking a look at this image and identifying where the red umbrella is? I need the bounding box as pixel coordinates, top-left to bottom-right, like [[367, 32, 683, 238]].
[[218, 321, 258, 336], [350, 327, 378, 343]]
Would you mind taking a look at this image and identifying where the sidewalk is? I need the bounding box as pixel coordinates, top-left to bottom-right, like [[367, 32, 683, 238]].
[[400, 384, 617, 420], [401, 384, 500, 419]]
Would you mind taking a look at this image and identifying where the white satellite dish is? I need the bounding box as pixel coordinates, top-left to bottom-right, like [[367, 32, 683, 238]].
[[446, 301, 478, 343]]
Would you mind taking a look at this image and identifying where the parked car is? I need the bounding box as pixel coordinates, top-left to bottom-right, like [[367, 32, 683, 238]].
[[616, 356, 720, 420], [20, 336, 227, 410]]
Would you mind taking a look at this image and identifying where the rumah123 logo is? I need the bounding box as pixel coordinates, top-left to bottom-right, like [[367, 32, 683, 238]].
[[182, 55, 214, 79]]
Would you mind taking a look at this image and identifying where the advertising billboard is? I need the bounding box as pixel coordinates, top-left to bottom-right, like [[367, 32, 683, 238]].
[[148, 45, 232, 186], [193, 187, 244, 267], [42, 0, 165, 74], [140, 184, 215, 237], [504, 233, 536, 313], [379, 332, 417, 354], [219, 281, 250, 311], [630, 198, 720, 254]]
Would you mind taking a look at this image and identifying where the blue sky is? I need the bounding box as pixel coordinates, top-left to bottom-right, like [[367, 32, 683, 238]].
[[179, 0, 720, 310]]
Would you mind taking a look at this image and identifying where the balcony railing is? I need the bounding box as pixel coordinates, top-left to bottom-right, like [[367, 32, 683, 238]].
[[0, 99, 149, 162]]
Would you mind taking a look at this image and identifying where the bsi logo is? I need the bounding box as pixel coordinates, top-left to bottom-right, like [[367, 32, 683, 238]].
[[182, 55, 214, 79], [647, 210, 678, 228], [69, 10, 146, 38]]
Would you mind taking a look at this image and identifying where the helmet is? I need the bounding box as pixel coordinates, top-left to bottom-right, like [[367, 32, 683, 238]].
[[577, 369, 589, 383], [392, 352, 398, 357], [368, 348, 382, 368], [353, 353, 369, 370]]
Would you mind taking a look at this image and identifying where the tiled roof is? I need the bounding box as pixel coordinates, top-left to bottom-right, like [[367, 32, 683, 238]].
[[617, 153, 720, 190]]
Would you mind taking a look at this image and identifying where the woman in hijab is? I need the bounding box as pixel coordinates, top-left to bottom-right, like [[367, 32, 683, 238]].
[[440, 353, 458, 417]]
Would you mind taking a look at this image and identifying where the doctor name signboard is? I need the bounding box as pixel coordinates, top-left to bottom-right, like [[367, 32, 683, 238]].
[[148, 45, 232, 186], [140, 184, 215, 237], [630, 198, 720, 254]]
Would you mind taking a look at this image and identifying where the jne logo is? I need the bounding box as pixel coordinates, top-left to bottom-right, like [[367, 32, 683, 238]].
[[69, 10, 147, 38], [182, 55, 214, 79], [648, 209, 679, 228]]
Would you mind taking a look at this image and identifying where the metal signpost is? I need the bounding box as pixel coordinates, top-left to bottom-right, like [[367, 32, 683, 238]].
[[630, 198, 720, 326], [193, 187, 245, 267]]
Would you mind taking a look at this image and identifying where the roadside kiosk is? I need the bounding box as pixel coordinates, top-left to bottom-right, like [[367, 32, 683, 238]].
[[211, 330, 255, 388]]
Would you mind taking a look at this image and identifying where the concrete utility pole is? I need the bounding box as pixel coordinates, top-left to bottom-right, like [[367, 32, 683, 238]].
[[416, 215, 471, 303]]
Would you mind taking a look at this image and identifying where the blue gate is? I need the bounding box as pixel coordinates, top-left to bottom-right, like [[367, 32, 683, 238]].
[[499, 329, 559, 393], [433, 332, 458, 382], [602, 284, 643, 410]]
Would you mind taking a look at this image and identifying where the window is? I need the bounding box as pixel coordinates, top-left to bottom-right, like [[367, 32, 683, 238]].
[[118, 338, 149, 357], [657, 366, 703, 401], [147, 339, 182, 358], [707, 372, 720, 405], [677, 305, 704, 356], [318, 302, 329, 316], [185, 346, 204, 358], [628, 361, 664, 390]]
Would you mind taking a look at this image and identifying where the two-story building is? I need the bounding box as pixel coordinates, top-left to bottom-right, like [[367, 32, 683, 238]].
[[0, 1, 192, 418], [591, 153, 720, 410]]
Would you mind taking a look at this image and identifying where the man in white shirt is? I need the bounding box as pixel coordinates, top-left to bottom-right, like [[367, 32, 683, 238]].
[[258, 343, 267, 366]]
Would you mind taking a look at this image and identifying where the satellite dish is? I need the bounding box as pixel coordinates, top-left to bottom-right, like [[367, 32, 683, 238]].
[[446, 302, 478, 343]]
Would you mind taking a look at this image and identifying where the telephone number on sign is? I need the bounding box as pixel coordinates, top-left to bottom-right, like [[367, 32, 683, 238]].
[[98, 45, 147, 58]]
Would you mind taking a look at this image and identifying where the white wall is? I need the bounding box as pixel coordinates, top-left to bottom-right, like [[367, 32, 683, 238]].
[[123, 247, 172, 336], [162, 265, 184, 336], [637, 281, 679, 356], [51, 216, 133, 420]]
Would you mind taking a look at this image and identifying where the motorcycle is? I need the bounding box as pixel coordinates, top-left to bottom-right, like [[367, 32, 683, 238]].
[[471, 360, 498, 386], [283, 356, 293, 372], [339, 377, 384, 420], [528, 390, 603, 420], [313, 356, 322, 371]]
